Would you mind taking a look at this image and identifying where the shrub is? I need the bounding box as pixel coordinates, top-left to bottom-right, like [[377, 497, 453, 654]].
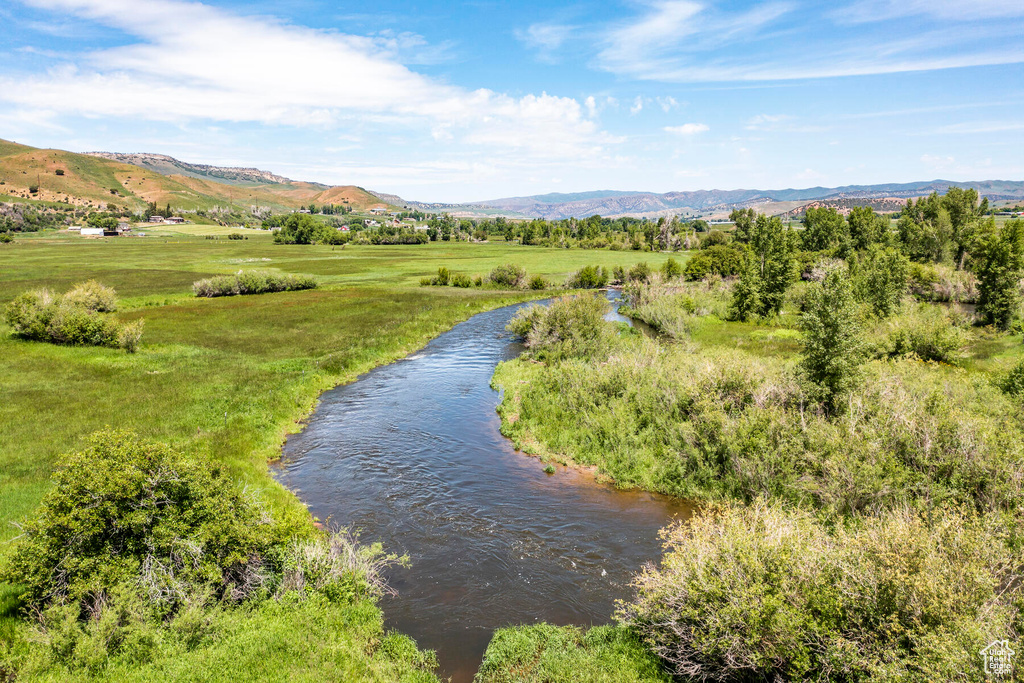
[[62, 280, 118, 312], [683, 245, 745, 281], [566, 265, 608, 289], [879, 302, 971, 364], [0, 231, 12, 243], [621, 502, 1022, 683], [507, 295, 611, 360], [3, 284, 141, 352], [451, 273, 472, 288], [1, 430, 281, 611], [192, 271, 318, 297], [55, 169, 65, 176], [528, 274, 547, 290], [660, 257, 682, 280], [627, 262, 651, 283], [997, 359, 1024, 398], [489, 263, 527, 288]]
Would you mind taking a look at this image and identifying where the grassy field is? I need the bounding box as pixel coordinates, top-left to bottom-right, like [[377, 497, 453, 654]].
[[0, 232, 674, 679]]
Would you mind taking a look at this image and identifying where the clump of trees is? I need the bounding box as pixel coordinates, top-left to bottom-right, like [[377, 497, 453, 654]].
[[271, 214, 348, 245], [192, 271, 318, 298], [4, 281, 143, 352], [566, 265, 609, 289]]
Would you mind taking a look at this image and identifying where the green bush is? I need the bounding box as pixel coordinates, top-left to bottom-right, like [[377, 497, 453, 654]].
[[879, 302, 971, 364], [451, 273, 472, 288], [627, 262, 651, 283], [566, 265, 608, 289], [1, 431, 420, 679], [3, 284, 142, 352], [660, 257, 682, 280], [0, 231, 13, 243], [507, 295, 612, 360], [528, 274, 548, 290], [193, 271, 318, 297], [997, 359, 1024, 398], [61, 279, 118, 312], [854, 246, 909, 318], [683, 245, 745, 281], [489, 263, 527, 288], [621, 502, 1021, 683]]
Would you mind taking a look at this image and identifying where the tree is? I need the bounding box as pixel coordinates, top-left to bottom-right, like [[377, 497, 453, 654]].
[[942, 187, 986, 269], [730, 208, 756, 242], [800, 269, 864, 413], [749, 214, 796, 317], [728, 257, 762, 321], [801, 207, 848, 253], [661, 257, 682, 280], [847, 206, 889, 251], [974, 218, 1024, 331], [855, 246, 909, 318]]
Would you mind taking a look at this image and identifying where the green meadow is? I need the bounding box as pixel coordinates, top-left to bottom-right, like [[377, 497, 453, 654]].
[[0, 231, 673, 679]]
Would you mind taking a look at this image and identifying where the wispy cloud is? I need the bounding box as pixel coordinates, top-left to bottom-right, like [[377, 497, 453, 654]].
[[595, 0, 1024, 82], [514, 22, 576, 63], [664, 123, 708, 135], [2, 0, 617, 162]]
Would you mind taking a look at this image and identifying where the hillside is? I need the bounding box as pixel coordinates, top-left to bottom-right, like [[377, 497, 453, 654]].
[[0, 139, 393, 213], [85, 151, 305, 186]]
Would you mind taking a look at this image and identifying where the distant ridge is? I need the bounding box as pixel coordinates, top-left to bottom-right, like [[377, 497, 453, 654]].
[[470, 180, 1024, 220], [85, 151, 317, 187]]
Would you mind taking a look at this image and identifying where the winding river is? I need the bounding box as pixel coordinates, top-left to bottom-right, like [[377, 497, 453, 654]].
[[274, 291, 688, 682]]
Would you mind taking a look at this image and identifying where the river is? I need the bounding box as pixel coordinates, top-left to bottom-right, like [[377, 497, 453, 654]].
[[274, 290, 687, 682]]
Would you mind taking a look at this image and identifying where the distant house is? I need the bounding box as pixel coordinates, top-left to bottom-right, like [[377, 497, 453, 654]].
[[149, 215, 165, 223], [81, 227, 104, 237], [366, 219, 381, 227], [118, 222, 131, 232], [338, 225, 350, 231], [165, 216, 186, 224], [370, 207, 387, 215], [68, 226, 82, 232], [298, 208, 311, 214]]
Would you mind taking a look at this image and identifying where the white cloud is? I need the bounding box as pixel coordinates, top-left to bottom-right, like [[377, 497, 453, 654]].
[[656, 96, 680, 112], [664, 123, 708, 135], [514, 22, 576, 62], [630, 96, 645, 115], [595, 0, 1024, 82], [2, 0, 615, 161], [833, 0, 1024, 24]]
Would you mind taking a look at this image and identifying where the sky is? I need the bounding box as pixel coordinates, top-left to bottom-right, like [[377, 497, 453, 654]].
[[1, 0, 1022, 202]]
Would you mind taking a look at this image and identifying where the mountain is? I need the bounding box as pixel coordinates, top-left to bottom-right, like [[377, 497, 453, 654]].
[[473, 180, 1024, 220], [84, 151, 309, 186], [0, 140, 394, 212]]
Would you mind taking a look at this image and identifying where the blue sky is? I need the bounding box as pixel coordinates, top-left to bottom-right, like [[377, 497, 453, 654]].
[[1, 0, 1022, 202]]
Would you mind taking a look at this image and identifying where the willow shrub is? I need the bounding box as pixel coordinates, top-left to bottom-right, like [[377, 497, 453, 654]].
[[620, 279, 732, 339], [192, 270, 318, 297], [1, 430, 417, 677], [4, 285, 142, 352], [507, 294, 612, 361], [494, 340, 1024, 516], [620, 502, 1022, 683]]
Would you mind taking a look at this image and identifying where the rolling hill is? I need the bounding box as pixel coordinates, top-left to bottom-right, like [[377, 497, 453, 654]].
[[0, 140, 394, 213]]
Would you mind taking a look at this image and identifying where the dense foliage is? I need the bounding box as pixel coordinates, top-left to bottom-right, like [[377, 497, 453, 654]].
[[4, 282, 143, 352], [192, 270, 318, 297], [0, 431, 434, 680], [271, 214, 347, 245], [621, 502, 1022, 683]]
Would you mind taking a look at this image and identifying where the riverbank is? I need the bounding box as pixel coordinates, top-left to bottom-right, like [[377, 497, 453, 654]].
[[0, 235, 674, 679]]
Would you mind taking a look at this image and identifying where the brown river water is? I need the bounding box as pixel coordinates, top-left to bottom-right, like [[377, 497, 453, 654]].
[[273, 291, 689, 682]]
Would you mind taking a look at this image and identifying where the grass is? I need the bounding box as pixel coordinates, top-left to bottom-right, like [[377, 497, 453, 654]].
[[474, 624, 669, 683], [0, 232, 671, 680]]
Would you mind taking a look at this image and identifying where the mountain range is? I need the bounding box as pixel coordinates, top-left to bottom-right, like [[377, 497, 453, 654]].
[[2, 138, 1022, 219]]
